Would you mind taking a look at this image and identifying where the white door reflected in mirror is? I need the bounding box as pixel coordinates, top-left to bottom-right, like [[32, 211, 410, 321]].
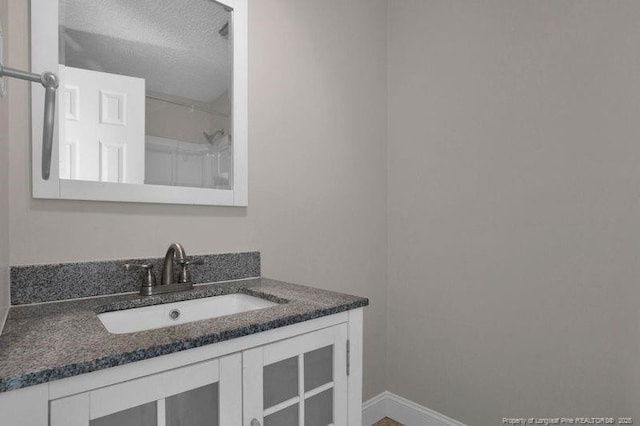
[[59, 66, 145, 184]]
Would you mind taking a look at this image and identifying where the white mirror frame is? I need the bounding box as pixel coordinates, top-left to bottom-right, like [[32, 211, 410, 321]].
[[30, 0, 248, 206]]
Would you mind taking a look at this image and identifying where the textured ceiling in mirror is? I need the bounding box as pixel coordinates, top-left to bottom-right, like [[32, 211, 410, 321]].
[[59, 0, 231, 103]]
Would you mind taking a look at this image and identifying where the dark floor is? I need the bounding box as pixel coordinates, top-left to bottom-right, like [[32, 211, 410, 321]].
[[374, 418, 403, 426]]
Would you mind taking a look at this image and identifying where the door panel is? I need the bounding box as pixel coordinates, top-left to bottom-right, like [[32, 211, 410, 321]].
[[99, 141, 124, 183], [59, 65, 145, 184], [304, 346, 333, 392], [263, 356, 299, 408], [166, 383, 219, 426], [304, 388, 333, 426], [243, 324, 348, 426], [91, 401, 157, 426], [264, 404, 299, 426]]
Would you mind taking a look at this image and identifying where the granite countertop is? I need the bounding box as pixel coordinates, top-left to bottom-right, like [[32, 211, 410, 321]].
[[0, 278, 368, 393]]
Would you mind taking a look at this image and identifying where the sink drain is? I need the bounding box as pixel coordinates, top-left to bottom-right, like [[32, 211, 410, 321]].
[[169, 309, 181, 321]]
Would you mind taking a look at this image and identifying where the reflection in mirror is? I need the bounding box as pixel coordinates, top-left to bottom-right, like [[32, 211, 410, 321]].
[[58, 0, 233, 190]]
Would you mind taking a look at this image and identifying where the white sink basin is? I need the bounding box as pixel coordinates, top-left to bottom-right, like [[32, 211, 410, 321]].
[[98, 293, 277, 334]]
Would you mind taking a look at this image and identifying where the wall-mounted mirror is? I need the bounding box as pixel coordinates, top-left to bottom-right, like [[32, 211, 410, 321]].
[[31, 0, 248, 206]]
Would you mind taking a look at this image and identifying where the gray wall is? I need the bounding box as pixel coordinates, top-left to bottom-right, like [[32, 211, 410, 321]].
[[3, 0, 388, 398], [387, 0, 640, 423], [0, 0, 9, 314]]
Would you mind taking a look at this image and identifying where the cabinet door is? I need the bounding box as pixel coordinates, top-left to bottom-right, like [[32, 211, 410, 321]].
[[243, 324, 349, 426], [50, 354, 241, 426]]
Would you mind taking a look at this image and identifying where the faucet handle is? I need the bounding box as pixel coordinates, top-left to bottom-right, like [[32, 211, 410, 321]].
[[178, 259, 205, 284], [125, 263, 153, 269], [124, 263, 157, 288]]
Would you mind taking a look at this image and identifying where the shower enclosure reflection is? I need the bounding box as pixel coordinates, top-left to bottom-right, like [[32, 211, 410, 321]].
[[57, 0, 233, 190]]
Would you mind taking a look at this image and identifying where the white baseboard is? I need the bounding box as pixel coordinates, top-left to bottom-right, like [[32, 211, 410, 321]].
[[362, 391, 465, 426], [362, 392, 390, 425]]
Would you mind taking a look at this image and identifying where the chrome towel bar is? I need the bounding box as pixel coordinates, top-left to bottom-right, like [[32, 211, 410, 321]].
[[0, 64, 59, 180]]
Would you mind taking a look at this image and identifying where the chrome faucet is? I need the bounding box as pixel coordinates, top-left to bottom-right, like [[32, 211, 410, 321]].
[[162, 243, 187, 286], [125, 243, 204, 296]]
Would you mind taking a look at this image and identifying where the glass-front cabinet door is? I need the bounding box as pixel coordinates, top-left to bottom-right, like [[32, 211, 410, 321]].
[[50, 354, 242, 426], [243, 324, 349, 426]]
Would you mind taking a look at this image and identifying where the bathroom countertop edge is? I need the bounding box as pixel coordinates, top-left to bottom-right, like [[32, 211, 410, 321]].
[[0, 278, 369, 393]]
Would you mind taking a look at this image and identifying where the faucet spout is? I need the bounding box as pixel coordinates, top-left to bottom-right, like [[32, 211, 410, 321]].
[[162, 243, 187, 286]]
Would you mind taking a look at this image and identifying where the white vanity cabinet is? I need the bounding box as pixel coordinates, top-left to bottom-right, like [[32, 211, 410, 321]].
[[0, 309, 363, 426]]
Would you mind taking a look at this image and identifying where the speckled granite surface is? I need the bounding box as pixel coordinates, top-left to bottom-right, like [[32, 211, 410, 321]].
[[0, 278, 368, 393], [10, 252, 260, 305]]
